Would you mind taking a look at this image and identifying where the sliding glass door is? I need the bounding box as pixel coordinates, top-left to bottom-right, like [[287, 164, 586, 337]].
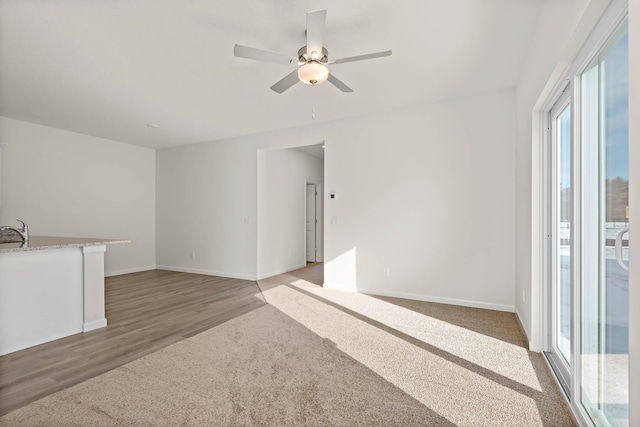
[[580, 23, 629, 427], [545, 14, 628, 427]]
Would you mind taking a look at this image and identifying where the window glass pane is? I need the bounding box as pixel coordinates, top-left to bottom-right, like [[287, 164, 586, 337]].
[[556, 104, 572, 364]]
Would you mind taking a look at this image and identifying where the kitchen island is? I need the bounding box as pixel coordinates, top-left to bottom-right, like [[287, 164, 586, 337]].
[[0, 236, 129, 356]]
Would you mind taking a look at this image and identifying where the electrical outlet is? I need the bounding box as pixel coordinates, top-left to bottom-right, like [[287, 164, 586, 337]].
[[191, 252, 196, 260], [383, 267, 390, 276]]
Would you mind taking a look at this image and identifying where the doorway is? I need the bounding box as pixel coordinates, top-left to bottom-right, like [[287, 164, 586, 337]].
[[256, 142, 325, 280]]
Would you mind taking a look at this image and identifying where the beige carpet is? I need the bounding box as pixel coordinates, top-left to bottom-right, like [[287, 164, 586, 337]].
[[0, 265, 575, 426]]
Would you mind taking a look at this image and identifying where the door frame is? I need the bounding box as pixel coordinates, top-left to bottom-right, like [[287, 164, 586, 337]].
[[544, 85, 575, 397]]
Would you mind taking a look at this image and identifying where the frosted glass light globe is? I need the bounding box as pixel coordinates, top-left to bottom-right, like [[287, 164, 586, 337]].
[[298, 62, 329, 85]]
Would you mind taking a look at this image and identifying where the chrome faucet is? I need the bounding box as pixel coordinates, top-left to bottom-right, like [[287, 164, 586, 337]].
[[0, 219, 29, 242]]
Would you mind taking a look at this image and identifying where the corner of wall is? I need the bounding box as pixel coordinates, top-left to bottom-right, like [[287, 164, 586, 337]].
[[515, 306, 541, 352]]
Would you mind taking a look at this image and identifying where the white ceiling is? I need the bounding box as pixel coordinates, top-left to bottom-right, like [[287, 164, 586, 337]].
[[0, 0, 542, 150]]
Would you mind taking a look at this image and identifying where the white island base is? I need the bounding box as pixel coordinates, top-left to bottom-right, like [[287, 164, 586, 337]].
[[0, 237, 127, 356]]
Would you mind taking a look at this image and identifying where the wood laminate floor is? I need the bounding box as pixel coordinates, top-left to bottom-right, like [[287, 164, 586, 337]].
[[0, 269, 266, 416]]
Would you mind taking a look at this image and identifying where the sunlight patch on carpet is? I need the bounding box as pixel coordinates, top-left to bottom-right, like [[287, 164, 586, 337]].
[[287, 279, 541, 391], [261, 282, 546, 426]]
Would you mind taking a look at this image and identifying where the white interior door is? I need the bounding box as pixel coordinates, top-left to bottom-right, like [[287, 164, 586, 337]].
[[314, 183, 323, 262], [306, 184, 316, 262]]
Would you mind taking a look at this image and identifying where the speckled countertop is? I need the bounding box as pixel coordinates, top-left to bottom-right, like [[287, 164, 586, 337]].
[[0, 236, 130, 253]]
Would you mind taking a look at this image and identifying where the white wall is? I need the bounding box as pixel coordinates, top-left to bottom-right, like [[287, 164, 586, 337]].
[[257, 148, 323, 279], [323, 90, 516, 311], [514, 0, 608, 348], [0, 117, 156, 275], [157, 88, 517, 311], [156, 138, 260, 279]]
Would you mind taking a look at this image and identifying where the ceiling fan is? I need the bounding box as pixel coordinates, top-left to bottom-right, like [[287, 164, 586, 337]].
[[233, 9, 392, 94]]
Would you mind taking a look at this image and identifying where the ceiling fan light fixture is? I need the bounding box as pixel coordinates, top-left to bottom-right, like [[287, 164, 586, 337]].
[[298, 62, 328, 85]]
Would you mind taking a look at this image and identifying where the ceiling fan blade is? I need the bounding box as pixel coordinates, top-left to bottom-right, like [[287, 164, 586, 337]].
[[306, 10, 327, 59], [234, 44, 297, 66], [331, 50, 392, 65], [327, 74, 353, 93], [270, 69, 300, 93]]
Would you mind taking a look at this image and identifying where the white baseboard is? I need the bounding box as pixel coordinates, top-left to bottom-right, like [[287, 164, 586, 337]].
[[328, 287, 515, 313], [514, 306, 541, 351], [83, 318, 107, 332], [529, 344, 543, 352], [257, 263, 307, 280], [156, 265, 256, 281], [104, 265, 157, 277]]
